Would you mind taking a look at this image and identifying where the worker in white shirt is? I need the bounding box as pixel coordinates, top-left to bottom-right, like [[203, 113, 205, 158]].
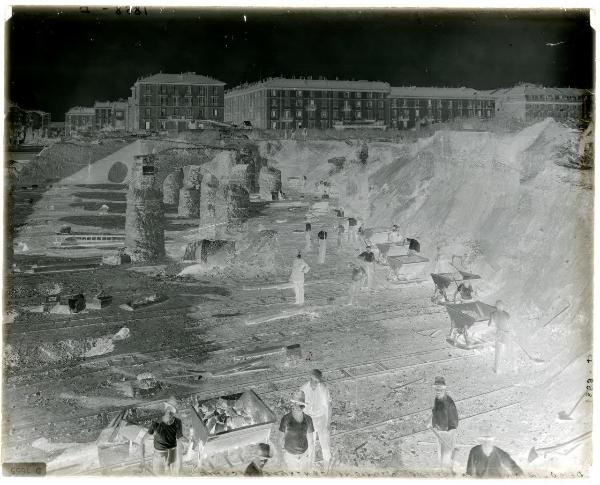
[[290, 253, 311, 305], [300, 369, 332, 468]]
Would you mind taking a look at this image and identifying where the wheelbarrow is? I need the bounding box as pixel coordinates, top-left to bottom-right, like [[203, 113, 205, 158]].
[[442, 301, 497, 349], [431, 271, 481, 303]]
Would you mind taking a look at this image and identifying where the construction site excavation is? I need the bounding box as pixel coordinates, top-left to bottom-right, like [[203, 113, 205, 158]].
[[3, 8, 595, 480], [4, 118, 593, 478]]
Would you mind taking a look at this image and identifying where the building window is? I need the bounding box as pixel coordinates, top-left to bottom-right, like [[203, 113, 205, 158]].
[[296, 99, 303, 107], [271, 121, 277, 129], [145, 108, 151, 117], [271, 99, 278, 107], [344, 91, 350, 98], [145, 85, 152, 94], [297, 90, 303, 97], [355, 92, 361, 99], [355, 101, 361, 108], [186, 86, 191, 95], [199, 96, 205, 106], [144, 96, 152, 105], [186, 108, 192, 118], [198, 108, 204, 118], [271, 110, 277, 118], [333, 110, 339, 119], [427, 99, 432, 108], [161, 85, 167, 94], [296, 110, 303, 117], [367, 92, 373, 99], [392, 109, 397, 118], [174, 108, 179, 117], [160, 107, 166, 117], [343, 101, 351, 111], [355, 111, 362, 119], [213, 109, 218, 117], [367, 110, 373, 119], [211, 96, 218, 105], [415, 109, 420, 117], [284, 110, 291, 118], [378, 101, 384, 108], [367, 101, 373, 108], [159, 120, 166, 129], [309, 91, 315, 98], [174, 96, 179, 106], [321, 110, 327, 119], [271, 90, 277, 96], [185, 97, 192, 106]]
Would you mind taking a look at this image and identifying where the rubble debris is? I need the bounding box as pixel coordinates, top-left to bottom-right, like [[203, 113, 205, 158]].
[[206, 357, 268, 376], [112, 327, 130, 341], [120, 293, 168, 311], [88, 291, 113, 309]]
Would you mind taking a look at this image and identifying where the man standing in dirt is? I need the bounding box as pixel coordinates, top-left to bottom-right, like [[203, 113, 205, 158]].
[[146, 401, 188, 475], [348, 217, 358, 243], [278, 390, 315, 473], [317, 229, 328, 264], [488, 300, 516, 375], [290, 253, 310, 306], [358, 246, 376, 289], [466, 422, 523, 478], [348, 264, 366, 305], [428, 376, 458, 474], [300, 369, 332, 468], [305, 221, 312, 252], [336, 223, 345, 249]]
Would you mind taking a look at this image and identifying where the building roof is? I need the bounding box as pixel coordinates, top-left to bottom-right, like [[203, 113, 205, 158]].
[[487, 84, 589, 98], [389, 86, 490, 99], [226, 77, 390, 95], [135, 72, 225, 86], [66, 106, 95, 115]]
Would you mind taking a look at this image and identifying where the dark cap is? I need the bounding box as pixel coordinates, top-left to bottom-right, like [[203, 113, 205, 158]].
[[257, 443, 273, 458], [434, 376, 447, 387]]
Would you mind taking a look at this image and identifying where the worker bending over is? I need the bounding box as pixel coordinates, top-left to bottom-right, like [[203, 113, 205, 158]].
[[317, 229, 327, 264]]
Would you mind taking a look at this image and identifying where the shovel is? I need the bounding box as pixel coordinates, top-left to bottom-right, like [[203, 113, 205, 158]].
[[528, 431, 591, 463], [514, 340, 545, 364], [557, 390, 587, 421]]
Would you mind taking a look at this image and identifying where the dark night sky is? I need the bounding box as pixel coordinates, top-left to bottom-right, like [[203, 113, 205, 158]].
[[6, 7, 594, 120]]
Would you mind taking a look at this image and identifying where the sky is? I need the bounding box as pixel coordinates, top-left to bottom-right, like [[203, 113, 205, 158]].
[[6, 7, 594, 120]]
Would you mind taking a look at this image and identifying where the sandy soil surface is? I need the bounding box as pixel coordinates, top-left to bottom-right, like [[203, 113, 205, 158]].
[[3, 123, 592, 477]]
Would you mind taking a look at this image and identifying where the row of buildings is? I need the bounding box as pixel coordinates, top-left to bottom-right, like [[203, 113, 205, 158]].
[[56, 73, 593, 134]]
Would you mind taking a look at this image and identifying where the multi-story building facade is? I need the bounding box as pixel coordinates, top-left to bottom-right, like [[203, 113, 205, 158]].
[[225, 77, 391, 130], [65, 106, 95, 133], [128, 72, 225, 131], [94, 100, 129, 131], [489, 84, 592, 123], [388, 87, 496, 129]]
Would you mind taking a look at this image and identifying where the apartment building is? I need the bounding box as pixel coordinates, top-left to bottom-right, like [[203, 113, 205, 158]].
[[490, 84, 592, 123], [225, 77, 391, 130], [388, 87, 496, 129], [128, 72, 225, 131]]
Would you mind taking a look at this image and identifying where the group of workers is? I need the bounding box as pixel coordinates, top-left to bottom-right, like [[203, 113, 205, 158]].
[[144, 371, 522, 477], [143, 369, 332, 476]]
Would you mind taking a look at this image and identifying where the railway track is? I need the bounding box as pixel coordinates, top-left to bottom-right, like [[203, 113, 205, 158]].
[[5, 344, 481, 447]]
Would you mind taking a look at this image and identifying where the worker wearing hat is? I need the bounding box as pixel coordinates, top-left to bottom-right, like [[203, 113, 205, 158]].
[[244, 443, 273, 476], [290, 253, 311, 306], [278, 390, 315, 473], [428, 377, 459, 474], [146, 398, 189, 475], [466, 422, 523, 478], [300, 369, 332, 468], [358, 245, 376, 289]]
